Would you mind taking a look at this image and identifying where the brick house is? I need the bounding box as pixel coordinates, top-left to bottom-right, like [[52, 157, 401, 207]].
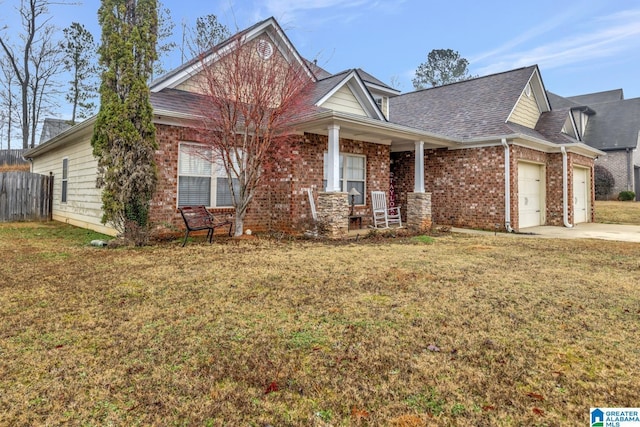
[[548, 90, 640, 200], [24, 17, 603, 238]]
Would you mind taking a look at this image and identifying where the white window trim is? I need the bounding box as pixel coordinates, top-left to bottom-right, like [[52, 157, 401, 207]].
[[61, 157, 68, 204], [323, 152, 367, 206], [177, 142, 236, 209]]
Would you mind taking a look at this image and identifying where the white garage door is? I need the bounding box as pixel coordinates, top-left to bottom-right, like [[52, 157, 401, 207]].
[[573, 167, 588, 224], [518, 162, 543, 228]]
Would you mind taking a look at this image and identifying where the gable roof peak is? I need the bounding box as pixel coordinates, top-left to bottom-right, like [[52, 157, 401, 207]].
[[150, 16, 315, 92]]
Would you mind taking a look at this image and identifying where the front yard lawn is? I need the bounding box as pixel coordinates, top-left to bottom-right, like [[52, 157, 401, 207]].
[[1, 222, 638, 426]]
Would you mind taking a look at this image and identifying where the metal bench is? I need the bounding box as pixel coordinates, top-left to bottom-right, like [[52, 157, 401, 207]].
[[178, 205, 233, 247]]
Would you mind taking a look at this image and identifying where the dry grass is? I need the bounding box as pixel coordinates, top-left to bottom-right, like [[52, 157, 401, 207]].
[[595, 200, 640, 225], [1, 222, 639, 426]]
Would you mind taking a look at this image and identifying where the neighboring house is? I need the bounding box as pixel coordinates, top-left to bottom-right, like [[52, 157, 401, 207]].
[[39, 118, 73, 145], [548, 90, 640, 200], [24, 17, 602, 238]]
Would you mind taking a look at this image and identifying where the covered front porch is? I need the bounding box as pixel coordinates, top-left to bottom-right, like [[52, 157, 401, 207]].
[[297, 111, 455, 237]]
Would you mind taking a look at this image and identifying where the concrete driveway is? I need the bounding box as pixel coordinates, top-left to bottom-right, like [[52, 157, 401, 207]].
[[519, 223, 640, 243], [452, 223, 640, 243]]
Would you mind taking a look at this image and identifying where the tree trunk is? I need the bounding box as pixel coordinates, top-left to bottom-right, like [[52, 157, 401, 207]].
[[233, 215, 244, 237]]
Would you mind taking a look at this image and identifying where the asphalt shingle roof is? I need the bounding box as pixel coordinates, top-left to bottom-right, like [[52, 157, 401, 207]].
[[388, 66, 538, 139], [549, 90, 640, 151], [567, 89, 623, 105], [581, 98, 640, 151]]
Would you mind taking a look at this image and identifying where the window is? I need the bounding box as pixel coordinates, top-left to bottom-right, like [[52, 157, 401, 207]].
[[61, 158, 68, 203], [178, 143, 240, 208], [323, 153, 366, 205]]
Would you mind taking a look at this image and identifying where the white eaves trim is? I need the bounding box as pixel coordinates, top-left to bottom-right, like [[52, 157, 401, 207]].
[[505, 66, 551, 124], [315, 70, 386, 121], [150, 17, 315, 93], [456, 133, 604, 158]]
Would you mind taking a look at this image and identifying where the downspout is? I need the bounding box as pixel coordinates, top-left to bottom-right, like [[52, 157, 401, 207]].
[[501, 138, 514, 232], [561, 146, 573, 228], [626, 148, 632, 191]]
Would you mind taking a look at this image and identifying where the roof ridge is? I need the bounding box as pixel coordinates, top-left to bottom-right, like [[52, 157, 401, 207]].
[[401, 65, 538, 96]]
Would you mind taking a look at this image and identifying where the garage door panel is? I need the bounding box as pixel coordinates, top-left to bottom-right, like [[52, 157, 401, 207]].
[[573, 167, 588, 224], [518, 163, 543, 228]]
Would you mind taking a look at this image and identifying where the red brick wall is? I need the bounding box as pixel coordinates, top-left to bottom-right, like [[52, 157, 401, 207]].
[[392, 144, 595, 231], [149, 125, 390, 236], [393, 146, 507, 229]]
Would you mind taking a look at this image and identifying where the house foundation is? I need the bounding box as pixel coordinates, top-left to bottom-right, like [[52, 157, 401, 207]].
[[316, 192, 349, 238], [406, 192, 432, 232]]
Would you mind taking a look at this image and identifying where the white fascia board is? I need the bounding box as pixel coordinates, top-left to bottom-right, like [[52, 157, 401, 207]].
[[297, 110, 457, 147], [459, 133, 604, 157], [150, 44, 232, 92], [24, 117, 97, 158], [505, 67, 551, 123], [152, 18, 315, 92], [315, 71, 386, 121], [315, 71, 358, 106], [264, 21, 316, 81], [567, 113, 581, 142], [530, 67, 551, 112], [347, 79, 386, 121], [364, 81, 401, 96]]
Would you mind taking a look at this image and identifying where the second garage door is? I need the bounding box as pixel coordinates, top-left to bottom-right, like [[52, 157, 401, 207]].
[[518, 162, 543, 228], [573, 167, 589, 224]]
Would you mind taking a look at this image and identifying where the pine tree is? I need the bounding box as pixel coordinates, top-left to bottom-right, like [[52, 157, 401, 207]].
[[62, 22, 98, 124], [92, 0, 158, 245]]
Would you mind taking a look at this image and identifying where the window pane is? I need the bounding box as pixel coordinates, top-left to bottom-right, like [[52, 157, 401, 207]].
[[216, 177, 239, 207], [346, 181, 364, 205], [178, 176, 211, 206], [61, 181, 67, 203], [62, 158, 68, 179], [179, 145, 211, 175], [346, 155, 364, 180]]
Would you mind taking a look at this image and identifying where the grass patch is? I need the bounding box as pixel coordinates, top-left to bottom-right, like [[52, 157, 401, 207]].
[[595, 200, 640, 225], [411, 234, 435, 244], [1, 222, 639, 425]]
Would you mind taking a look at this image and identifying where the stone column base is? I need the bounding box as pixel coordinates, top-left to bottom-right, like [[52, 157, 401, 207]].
[[317, 192, 349, 238], [406, 192, 432, 232]]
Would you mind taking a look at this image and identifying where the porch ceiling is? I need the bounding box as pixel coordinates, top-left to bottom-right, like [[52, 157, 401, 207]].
[[295, 111, 456, 151]]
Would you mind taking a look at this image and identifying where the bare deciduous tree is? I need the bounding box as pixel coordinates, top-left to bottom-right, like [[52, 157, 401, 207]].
[[0, 0, 65, 148], [197, 35, 314, 236], [0, 56, 19, 149]]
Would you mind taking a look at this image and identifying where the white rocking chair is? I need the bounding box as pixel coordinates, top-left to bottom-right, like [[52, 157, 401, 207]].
[[371, 191, 402, 229]]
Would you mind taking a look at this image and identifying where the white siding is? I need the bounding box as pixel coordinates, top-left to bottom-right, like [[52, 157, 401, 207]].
[[31, 136, 116, 236], [321, 86, 367, 116]]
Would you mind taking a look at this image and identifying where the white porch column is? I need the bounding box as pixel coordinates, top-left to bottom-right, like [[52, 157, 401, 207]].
[[326, 124, 341, 192], [414, 140, 425, 193]]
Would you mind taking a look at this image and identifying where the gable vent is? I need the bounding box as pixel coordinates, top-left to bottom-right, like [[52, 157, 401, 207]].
[[257, 39, 273, 60]]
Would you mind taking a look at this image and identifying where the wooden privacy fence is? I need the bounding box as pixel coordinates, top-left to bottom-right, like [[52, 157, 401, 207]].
[[0, 149, 28, 166], [0, 172, 53, 222]]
